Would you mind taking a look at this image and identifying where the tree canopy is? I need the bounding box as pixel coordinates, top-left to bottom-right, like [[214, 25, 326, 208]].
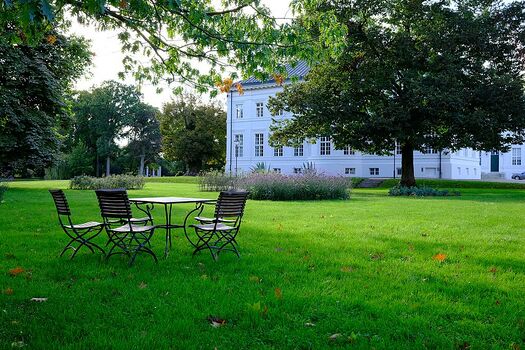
[[269, 0, 525, 186], [0, 29, 91, 176], [159, 94, 226, 174], [73, 81, 157, 176], [1, 0, 324, 92]]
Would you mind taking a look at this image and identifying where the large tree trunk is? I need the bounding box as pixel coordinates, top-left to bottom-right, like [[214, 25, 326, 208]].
[[400, 142, 416, 187], [106, 156, 111, 177]]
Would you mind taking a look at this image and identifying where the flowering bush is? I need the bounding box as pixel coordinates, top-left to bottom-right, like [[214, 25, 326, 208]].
[[69, 175, 145, 190], [198, 170, 237, 192], [241, 173, 351, 200], [199, 171, 351, 200]]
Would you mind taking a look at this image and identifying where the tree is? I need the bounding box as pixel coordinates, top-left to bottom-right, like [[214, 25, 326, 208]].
[[268, 0, 525, 186], [159, 95, 226, 174], [73, 81, 142, 176], [0, 23, 91, 176], [2, 0, 313, 92], [125, 103, 161, 176]]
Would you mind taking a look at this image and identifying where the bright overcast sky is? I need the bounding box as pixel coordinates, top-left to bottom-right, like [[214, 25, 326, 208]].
[[70, 0, 292, 108]]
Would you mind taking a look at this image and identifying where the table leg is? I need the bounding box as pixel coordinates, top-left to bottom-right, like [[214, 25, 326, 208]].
[[183, 202, 205, 248], [163, 203, 174, 257]]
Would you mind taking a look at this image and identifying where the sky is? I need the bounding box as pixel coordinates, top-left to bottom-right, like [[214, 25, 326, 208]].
[[70, 1, 292, 108]]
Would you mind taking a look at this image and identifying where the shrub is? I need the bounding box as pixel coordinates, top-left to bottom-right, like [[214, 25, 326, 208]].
[[199, 171, 352, 200], [388, 186, 460, 197], [240, 173, 351, 201], [198, 171, 238, 192], [70, 175, 145, 190]]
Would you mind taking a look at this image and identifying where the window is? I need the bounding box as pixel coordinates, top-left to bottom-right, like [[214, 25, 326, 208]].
[[294, 145, 304, 157], [395, 143, 402, 155], [273, 109, 284, 116], [463, 149, 468, 157], [423, 146, 437, 154], [273, 168, 281, 173], [255, 133, 264, 157], [273, 146, 283, 157], [512, 147, 522, 165], [235, 104, 243, 119], [234, 134, 243, 157], [293, 168, 302, 174], [458, 167, 461, 175], [256, 102, 264, 118], [343, 146, 355, 155], [344, 167, 356, 175], [396, 168, 402, 176], [320, 137, 331, 155], [474, 168, 477, 176], [466, 168, 470, 175], [369, 168, 379, 176]]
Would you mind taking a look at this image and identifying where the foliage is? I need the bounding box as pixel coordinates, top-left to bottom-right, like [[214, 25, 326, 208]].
[[198, 170, 237, 192], [269, 0, 525, 187], [0, 27, 92, 176], [73, 81, 158, 177], [3, 180, 525, 348], [250, 162, 270, 174], [69, 174, 144, 190], [159, 94, 226, 174], [388, 186, 460, 197], [2, 0, 315, 93], [199, 171, 351, 200], [241, 173, 351, 201], [381, 179, 525, 190], [124, 103, 161, 176]]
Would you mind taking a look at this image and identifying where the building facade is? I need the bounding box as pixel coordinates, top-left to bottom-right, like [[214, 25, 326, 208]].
[[480, 147, 525, 179], [225, 64, 482, 180]]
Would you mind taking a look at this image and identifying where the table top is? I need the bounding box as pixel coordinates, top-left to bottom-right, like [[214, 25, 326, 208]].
[[129, 196, 215, 204]]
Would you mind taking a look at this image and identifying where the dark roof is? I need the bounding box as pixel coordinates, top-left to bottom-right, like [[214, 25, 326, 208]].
[[238, 61, 310, 86]]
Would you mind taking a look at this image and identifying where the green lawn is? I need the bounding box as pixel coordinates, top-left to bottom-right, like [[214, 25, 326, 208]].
[[1, 181, 524, 349]]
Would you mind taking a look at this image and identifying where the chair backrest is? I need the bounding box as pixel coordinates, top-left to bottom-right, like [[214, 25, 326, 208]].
[[95, 189, 132, 221], [214, 191, 249, 219], [49, 189, 71, 216]]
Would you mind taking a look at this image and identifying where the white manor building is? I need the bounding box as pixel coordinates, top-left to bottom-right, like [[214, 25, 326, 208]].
[[225, 62, 524, 180]]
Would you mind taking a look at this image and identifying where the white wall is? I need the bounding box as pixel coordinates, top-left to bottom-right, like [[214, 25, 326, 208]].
[[226, 84, 481, 180]]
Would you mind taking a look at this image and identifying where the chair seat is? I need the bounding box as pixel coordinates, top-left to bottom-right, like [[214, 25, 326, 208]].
[[194, 216, 236, 224], [191, 223, 235, 231], [110, 224, 155, 233], [64, 221, 102, 229], [108, 217, 151, 224]]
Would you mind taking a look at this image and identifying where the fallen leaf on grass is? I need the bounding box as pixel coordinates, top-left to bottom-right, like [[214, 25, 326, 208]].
[[304, 322, 316, 327], [370, 252, 384, 261], [4, 288, 13, 295], [138, 282, 147, 289], [329, 333, 342, 340], [432, 253, 447, 262], [8, 267, 25, 277], [249, 275, 261, 283], [274, 288, 282, 300], [11, 341, 26, 348], [340, 266, 353, 273], [489, 266, 497, 274], [207, 316, 226, 328], [30, 298, 47, 302]]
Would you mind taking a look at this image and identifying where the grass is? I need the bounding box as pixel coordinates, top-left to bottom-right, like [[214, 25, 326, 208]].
[[1, 181, 525, 349]]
